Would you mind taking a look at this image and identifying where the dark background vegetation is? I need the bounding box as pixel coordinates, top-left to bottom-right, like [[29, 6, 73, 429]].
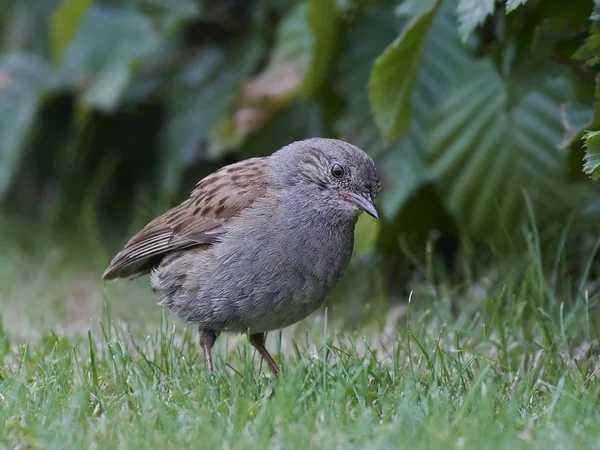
[[2, 0, 600, 303]]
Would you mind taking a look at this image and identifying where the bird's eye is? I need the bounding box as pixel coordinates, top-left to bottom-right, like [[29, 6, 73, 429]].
[[331, 164, 345, 178]]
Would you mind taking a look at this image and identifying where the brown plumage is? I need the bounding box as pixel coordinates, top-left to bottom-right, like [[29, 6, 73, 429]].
[[102, 158, 268, 280]]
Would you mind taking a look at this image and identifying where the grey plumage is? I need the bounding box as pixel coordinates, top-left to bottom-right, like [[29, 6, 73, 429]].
[[103, 138, 381, 377]]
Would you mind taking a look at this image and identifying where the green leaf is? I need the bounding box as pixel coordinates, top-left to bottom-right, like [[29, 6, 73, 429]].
[[261, 0, 337, 99], [161, 40, 264, 200], [0, 0, 17, 17], [269, 4, 311, 68], [129, 0, 200, 34], [220, 1, 337, 141], [559, 101, 595, 148], [2, 0, 60, 56], [57, 5, 161, 112], [302, 0, 337, 96], [335, 6, 401, 151], [335, 6, 409, 214], [573, 31, 600, 68], [337, 0, 472, 216], [0, 54, 47, 200], [382, 0, 474, 215], [506, 0, 529, 13], [353, 212, 381, 255], [583, 130, 600, 180], [428, 61, 595, 242], [397, 0, 437, 18], [50, 0, 93, 65], [368, 0, 440, 143], [573, 0, 600, 68], [241, 100, 327, 159], [456, 0, 495, 41]]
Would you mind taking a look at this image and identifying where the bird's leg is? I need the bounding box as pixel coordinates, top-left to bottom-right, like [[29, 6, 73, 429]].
[[249, 332, 280, 378], [199, 329, 218, 373]]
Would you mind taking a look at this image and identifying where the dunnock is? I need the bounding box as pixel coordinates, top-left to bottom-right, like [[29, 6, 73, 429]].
[[103, 138, 380, 377]]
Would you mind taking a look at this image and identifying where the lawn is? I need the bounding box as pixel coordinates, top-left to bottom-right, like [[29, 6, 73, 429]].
[[1, 230, 600, 449]]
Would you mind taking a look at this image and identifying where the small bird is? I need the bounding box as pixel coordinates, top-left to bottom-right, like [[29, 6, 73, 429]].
[[102, 138, 380, 378]]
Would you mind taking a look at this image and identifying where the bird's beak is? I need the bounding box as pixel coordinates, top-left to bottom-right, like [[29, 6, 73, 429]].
[[340, 191, 379, 219]]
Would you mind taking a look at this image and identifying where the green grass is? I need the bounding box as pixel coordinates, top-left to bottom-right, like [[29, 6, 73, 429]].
[[1, 230, 600, 449]]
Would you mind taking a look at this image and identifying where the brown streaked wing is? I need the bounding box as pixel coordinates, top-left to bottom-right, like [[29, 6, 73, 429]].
[[102, 157, 269, 280]]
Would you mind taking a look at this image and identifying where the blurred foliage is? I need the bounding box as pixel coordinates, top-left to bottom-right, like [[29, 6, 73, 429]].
[[1, 0, 600, 273], [584, 130, 600, 179]]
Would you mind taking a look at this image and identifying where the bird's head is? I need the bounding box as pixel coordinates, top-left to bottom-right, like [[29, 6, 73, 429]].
[[270, 138, 381, 221]]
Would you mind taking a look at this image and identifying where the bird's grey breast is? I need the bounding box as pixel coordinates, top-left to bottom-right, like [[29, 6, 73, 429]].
[[153, 187, 356, 334], [214, 192, 355, 332]]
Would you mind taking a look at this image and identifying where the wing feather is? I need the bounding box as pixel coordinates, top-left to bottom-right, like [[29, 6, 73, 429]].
[[102, 158, 269, 280]]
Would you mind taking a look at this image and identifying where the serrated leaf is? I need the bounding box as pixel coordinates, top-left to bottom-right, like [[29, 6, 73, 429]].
[[456, 0, 495, 41], [429, 61, 594, 242], [583, 130, 600, 180], [337, 0, 472, 216], [368, 0, 440, 143], [385, 0, 473, 213], [50, 0, 93, 65], [0, 54, 47, 200], [58, 5, 161, 111], [506, 0, 529, 13]]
